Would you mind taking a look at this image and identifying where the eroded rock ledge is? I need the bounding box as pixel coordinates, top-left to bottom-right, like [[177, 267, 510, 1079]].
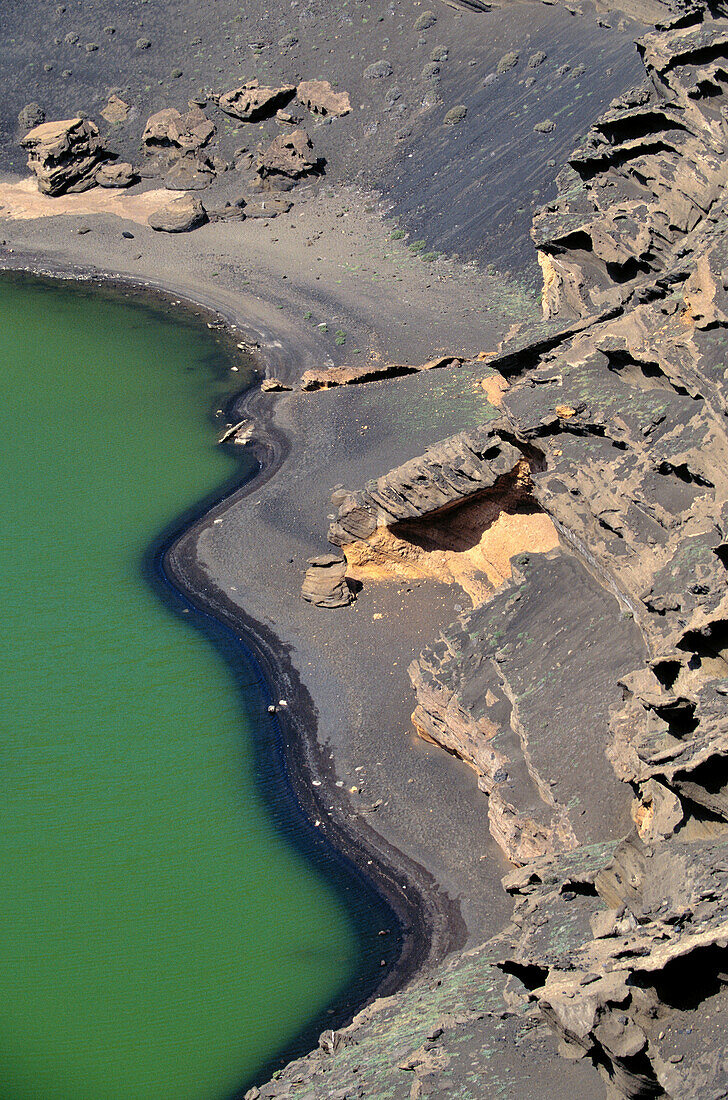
[[264, 9, 728, 1098]]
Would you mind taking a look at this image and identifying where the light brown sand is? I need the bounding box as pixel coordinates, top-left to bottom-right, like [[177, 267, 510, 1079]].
[[0, 177, 175, 226]]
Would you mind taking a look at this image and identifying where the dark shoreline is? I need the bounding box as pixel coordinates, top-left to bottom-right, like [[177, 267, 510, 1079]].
[[0, 259, 466, 1086]]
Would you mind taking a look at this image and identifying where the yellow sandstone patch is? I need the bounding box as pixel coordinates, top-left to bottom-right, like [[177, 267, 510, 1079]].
[[0, 176, 177, 226], [343, 501, 559, 607], [481, 372, 509, 407]]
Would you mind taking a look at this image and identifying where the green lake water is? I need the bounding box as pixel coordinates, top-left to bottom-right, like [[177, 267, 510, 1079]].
[[0, 274, 396, 1100]]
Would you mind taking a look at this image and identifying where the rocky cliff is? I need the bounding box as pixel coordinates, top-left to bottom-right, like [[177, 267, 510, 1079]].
[[276, 8, 728, 1097]]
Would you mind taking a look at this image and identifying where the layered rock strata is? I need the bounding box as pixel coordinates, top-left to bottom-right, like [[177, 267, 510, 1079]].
[[286, 10, 728, 1097], [21, 117, 108, 195], [300, 355, 462, 391], [301, 554, 356, 608]]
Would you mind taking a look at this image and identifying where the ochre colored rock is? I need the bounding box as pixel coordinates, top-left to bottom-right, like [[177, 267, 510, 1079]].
[[257, 129, 317, 180], [261, 378, 292, 391], [164, 155, 214, 190], [243, 196, 293, 218], [142, 107, 215, 154], [297, 80, 351, 117], [300, 355, 461, 391], [217, 80, 295, 121], [101, 95, 130, 124]]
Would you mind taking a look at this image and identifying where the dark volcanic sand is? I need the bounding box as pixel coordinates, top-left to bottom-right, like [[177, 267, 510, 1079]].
[[0, 0, 661, 1093], [0, 0, 651, 966], [1, 0, 645, 276], [1, 201, 523, 940]]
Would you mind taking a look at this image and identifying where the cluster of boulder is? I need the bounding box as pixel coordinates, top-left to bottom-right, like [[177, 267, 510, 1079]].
[[18, 76, 350, 231], [141, 104, 217, 191]]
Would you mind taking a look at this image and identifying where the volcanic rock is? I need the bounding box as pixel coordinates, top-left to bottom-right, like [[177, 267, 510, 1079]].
[[497, 51, 519, 73], [300, 355, 461, 391], [257, 129, 318, 180], [261, 378, 291, 391], [164, 155, 215, 190], [204, 195, 246, 222], [216, 80, 295, 122], [95, 160, 136, 188], [242, 195, 293, 218], [100, 94, 129, 124], [413, 10, 437, 30], [18, 103, 45, 132], [444, 105, 467, 125], [21, 117, 107, 195], [148, 194, 207, 233], [301, 555, 356, 608], [142, 107, 215, 155], [363, 60, 393, 80], [296, 80, 351, 117]]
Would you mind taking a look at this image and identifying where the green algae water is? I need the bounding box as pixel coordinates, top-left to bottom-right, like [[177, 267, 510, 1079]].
[[0, 274, 397, 1100]]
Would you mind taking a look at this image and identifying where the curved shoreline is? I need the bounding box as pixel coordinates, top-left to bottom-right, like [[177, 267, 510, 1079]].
[[0, 257, 466, 1062]]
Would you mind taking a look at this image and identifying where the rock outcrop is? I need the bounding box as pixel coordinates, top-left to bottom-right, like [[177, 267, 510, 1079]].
[[296, 79, 351, 117], [410, 549, 639, 864], [21, 117, 108, 195], [95, 161, 136, 188], [328, 425, 524, 548], [532, 21, 728, 321], [215, 80, 296, 121], [301, 554, 356, 608], [300, 355, 462, 390], [141, 106, 215, 155], [242, 924, 605, 1100], [289, 9, 728, 1096], [257, 129, 318, 181], [260, 378, 292, 391], [141, 106, 216, 188], [100, 94, 129, 124], [242, 196, 293, 219], [503, 834, 728, 1100]]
